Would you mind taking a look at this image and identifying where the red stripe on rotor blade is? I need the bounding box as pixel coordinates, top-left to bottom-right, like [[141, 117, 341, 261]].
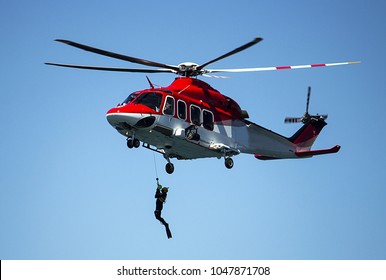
[[311, 63, 326, 67], [276, 66, 292, 70]]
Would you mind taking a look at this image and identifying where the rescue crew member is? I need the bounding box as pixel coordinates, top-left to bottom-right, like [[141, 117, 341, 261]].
[[154, 178, 172, 239]]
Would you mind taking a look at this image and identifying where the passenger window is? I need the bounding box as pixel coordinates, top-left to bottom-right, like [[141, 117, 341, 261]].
[[177, 100, 187, 120], [190, 105, 201, 125], [163, 96, 175, 115], [203, 110, 214, 130]]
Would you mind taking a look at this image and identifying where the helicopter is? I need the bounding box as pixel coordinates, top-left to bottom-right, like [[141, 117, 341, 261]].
[[46, 37, 359, 174]]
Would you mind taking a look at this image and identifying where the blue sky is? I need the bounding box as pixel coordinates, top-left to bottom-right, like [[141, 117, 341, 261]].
[[1, 0, 385, 260]]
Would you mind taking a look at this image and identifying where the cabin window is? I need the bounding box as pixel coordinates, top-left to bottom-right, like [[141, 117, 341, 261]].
[[203, 109, 214, 131], [177, 100, 187, 120], [134, 92, 163, 112], [190, 105, 201, 125], [163, 96, 175, 115]]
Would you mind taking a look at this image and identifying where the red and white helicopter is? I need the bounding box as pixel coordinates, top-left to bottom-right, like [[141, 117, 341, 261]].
[[46, 37, 359, 174]]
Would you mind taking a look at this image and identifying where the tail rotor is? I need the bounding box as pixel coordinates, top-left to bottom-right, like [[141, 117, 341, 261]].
[[284, 87, 328, 124]]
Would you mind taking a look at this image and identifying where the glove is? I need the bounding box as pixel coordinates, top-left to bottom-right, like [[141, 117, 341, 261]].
[[157, 184, 162, 190]]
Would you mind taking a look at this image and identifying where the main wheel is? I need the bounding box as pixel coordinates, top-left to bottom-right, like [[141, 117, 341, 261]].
[[165, 163, 174, 174], [225, 157, 234, 169]]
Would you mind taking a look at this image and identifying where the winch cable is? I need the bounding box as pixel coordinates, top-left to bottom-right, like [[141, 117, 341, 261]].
[[153, 152, 159, 182]]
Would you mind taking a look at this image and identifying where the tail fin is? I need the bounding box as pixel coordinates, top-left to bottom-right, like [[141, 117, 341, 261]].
[[288, 117, 327, 150], [288, 117, 340, 157]]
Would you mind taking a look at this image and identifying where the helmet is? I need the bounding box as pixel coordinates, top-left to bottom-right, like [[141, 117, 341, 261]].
[[162, 187, 169, 193]]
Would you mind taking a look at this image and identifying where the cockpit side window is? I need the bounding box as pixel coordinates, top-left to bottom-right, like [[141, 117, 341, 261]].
[[134, 92, 163, 112], [163, 96, 175, 116], [122, 92, 139, 105]]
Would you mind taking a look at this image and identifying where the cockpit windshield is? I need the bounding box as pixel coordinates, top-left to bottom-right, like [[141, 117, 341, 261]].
[[122, 92, 139, 105], [133, 92, 163, 112]]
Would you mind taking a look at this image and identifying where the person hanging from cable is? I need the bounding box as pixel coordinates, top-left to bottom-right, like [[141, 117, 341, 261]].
[[154, 178, 172, 239]]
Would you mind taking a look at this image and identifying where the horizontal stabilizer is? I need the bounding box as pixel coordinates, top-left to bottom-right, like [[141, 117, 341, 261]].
[[295, 145, 341, 157], [254, 145, 341, 160]]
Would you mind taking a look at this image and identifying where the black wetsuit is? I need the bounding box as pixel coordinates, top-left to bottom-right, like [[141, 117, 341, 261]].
[[154, 188, 172, 239]]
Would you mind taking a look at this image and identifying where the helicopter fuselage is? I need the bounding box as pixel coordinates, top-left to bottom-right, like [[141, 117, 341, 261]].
[[106, 77, 337, 173]]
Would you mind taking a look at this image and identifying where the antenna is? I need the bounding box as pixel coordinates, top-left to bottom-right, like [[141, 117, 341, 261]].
[[146, 76, 154, 89]]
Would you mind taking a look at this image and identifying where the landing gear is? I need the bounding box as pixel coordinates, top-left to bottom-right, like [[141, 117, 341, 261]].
[[164, 155, 174, 174], [225, 157, 234, 169], [133, 138, 140, 148], [127, 138, 134, 148], [126, 137, 140, 149], [142, 144, 175, 175], [165, 162, 174, 174]]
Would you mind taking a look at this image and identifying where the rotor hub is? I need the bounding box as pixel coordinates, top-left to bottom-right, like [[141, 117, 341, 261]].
[[177, 62, 199, 76]]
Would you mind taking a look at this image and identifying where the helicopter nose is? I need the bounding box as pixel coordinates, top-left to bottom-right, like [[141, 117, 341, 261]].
[[134, 116, 156, 128], [106, 108, 156, 130], [106, 111, 135, 129]]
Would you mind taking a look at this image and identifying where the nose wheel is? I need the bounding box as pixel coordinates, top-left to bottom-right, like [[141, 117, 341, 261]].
[[127, 137, 140, 149]]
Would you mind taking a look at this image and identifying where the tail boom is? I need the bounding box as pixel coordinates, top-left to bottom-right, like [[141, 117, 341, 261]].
[[253, 117, 340, 160]]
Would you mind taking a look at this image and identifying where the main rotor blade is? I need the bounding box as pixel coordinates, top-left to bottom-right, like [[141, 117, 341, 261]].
[[45, 62, 175, 73], [206, 61, 360, 73], [54, 39, 179, 72], [306, 86, 311, 114], [197, 37, 263, 71]]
